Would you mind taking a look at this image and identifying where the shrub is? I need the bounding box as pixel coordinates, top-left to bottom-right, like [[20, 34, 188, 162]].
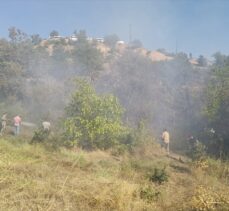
[[63, 79, 127, 150], [139, 185, 160, 203], [148, 167, 168, 184], [30, 128, 62, 151], [110, 144, 127, 156], [190, 140, 207, 161], [31, 128, 50, 143]]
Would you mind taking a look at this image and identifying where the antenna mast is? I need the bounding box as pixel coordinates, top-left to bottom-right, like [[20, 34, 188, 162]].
[[129, 24, 132, 43]]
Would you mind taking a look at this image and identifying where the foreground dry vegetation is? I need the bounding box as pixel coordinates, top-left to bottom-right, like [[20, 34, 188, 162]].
[[0, 137, 228, 211]]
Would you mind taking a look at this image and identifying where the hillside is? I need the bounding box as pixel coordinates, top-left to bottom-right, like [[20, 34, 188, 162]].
[[0, 137, 228, 211], [0, 31, 214, 152], [0, 29, 228, 211], [40, 37, 204, 66]]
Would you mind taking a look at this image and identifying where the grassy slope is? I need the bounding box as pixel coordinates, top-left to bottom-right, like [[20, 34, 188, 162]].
[[0, 137, 228, 211]]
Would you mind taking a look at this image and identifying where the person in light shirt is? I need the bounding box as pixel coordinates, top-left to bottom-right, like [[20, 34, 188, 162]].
[[14, 115, 22, 136], [42, 121, 51, 132], [161, 129, 170, 154]]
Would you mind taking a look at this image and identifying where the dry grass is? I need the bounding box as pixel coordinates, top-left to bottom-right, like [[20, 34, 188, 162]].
[[0, 138, 228, 210]]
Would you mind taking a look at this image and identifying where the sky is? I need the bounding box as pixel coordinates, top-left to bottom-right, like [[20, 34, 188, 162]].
[[1, 0, 229, 58]]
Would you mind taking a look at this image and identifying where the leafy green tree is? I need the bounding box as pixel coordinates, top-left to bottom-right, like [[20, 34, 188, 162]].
[[213, 52, 227, 67], [64, 79, 126, 149], [0, 39, 24, 99], [204, 54, 229, 156]]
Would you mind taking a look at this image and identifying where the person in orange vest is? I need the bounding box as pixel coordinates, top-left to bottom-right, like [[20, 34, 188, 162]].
[[161, 129, 170, 154]]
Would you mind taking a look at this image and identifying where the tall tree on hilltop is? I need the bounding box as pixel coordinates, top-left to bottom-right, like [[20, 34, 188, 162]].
[[49, 30, 59, 38], [31, 34, 42, 45], [8, 27, 28, 43], [198, 55, 207, 67]]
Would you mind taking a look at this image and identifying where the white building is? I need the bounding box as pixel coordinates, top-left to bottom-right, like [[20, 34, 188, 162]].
[[87, 37, 93, 42], [69, 35, 78, 41], [48, 35, 62, 40], [96, 37, 104, 43], [116, 40, 125, 45]]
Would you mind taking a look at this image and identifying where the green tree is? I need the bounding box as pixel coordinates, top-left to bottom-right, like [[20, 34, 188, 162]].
[[213, 52, 227, 67], [0, 39, 24, 99], [31, 34, 42, 45], [64, 79, 126, 149], [204, 54, 229, 156], [73, 41, 104, 80], [8, 27, 28, 43], [8, 27, 18, 43], [49, 30, 59, 38]]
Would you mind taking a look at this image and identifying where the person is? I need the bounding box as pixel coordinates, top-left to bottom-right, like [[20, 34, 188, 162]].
[[14, 115, 22, 136], [187, 135, 198, 151], [42, 121, 51, 140], [0, 112, 7, 136], [42, 121, 51, 132], [161, 129, 170, 154]]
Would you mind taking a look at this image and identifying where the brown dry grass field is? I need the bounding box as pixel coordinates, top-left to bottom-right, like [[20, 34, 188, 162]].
[[0, 136, 228, 211]]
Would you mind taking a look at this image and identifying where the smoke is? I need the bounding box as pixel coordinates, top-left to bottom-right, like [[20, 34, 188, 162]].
[[0, 0, 220, 148], [22, 52, 79, 125], [95, 49, 210, 148]]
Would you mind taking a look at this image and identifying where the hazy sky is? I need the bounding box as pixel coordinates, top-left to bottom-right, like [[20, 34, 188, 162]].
[[1, 0, 229, 57]]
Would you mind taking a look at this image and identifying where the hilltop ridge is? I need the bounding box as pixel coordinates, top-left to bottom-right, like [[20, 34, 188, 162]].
[[38, 34, 210, 67]]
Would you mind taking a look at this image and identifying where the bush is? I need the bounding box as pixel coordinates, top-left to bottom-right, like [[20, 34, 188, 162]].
[[190, 140, 207, 161], [110, 144, 127, 156], [139, 185, 160, 203], [31, 128, 50, 143], [30, 128, 62, 151], [148, 167, 168, 184], [63, 79, 127, 150]]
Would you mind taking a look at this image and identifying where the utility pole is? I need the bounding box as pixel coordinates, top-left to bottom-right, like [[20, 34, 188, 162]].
[[129, 24, 132, 44], [175, 38, 178, 55]]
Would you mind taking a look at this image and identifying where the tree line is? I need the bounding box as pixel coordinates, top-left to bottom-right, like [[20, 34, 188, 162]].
[[0, 27, 228, 157]]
